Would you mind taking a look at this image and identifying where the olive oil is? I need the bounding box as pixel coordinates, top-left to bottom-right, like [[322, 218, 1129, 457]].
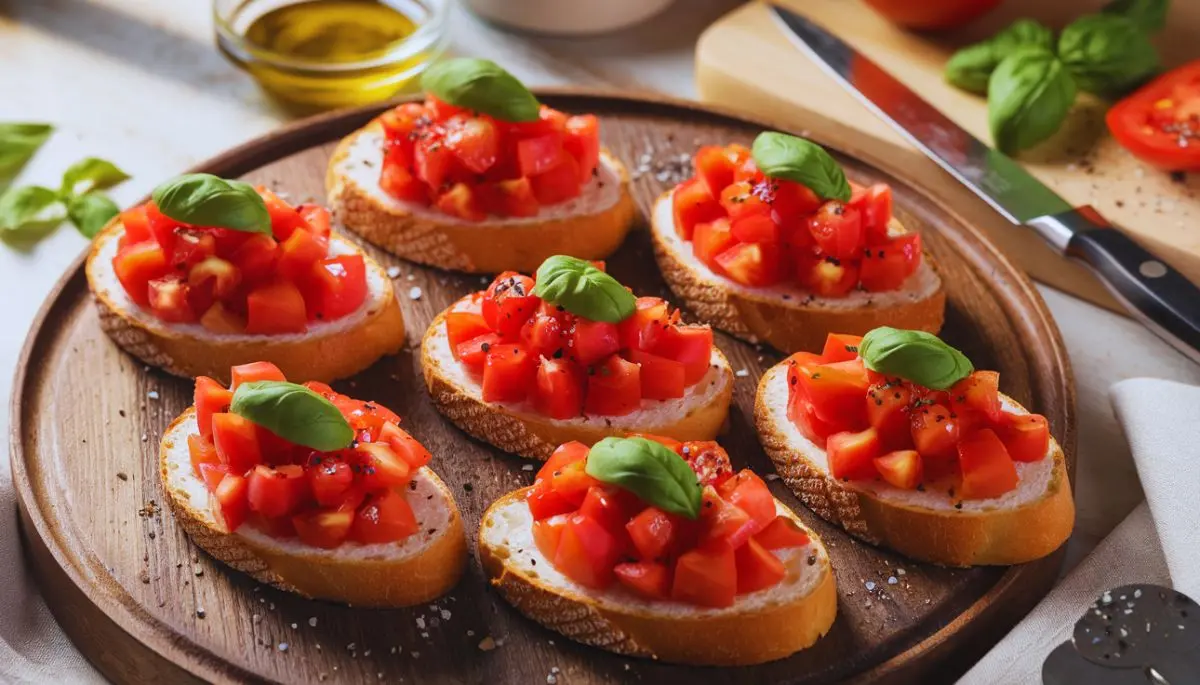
[[217, 0, 444, 112]]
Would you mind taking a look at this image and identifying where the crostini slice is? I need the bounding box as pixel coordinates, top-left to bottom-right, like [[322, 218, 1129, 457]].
[[479, 438, 837, 666], [327, 58, 637, 274], [754, 330, 1074, 566], [161, 364, 466, 606], [650, 133, 945, 353], [86, 177, 405, 384], [421, 257, 734, 460]]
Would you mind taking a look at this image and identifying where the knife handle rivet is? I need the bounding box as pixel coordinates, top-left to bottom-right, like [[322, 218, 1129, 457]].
[[1139, 261, 1168, 279]]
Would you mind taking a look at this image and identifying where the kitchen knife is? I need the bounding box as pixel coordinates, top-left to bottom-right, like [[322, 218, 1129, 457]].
[[770, 4, 1200, 365]]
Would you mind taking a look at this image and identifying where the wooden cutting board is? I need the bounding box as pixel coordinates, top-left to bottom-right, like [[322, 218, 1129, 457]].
[[696, 0, 1200, 313], [12, 91, 1074, 685]]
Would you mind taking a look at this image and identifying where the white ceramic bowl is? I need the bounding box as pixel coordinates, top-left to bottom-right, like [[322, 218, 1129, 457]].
[[464, 0, 675, 36]]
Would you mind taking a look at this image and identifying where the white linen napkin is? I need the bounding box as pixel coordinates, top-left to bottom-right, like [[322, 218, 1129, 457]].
[[959, 378, 1200, 684]]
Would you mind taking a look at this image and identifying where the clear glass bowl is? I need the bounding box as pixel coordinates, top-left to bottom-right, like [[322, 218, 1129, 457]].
[[214, 0, 448, 112]]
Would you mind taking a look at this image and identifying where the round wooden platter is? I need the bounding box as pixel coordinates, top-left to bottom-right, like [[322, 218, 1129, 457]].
[[10, 91, 1074, 685]]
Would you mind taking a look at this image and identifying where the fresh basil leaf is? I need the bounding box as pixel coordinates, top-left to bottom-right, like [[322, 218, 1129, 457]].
[[859, 327, 974, 390], [988, 47, 1077, 154], [750, 131, 850, 202], [585, 437, 702, 519], [1058, 14, 1159, 95], [151, 173, 271, 234], [60, 157, 130, 197], [532, 255, 635, 323], [0, 123, 53, 181], [0, 185, 62, 232], [230, 381, 354, 452], [944, 19, 1054, 94], [421, 58, 540, 123], [1102, 0, 1169, 33], [67, 192, 120, 239]]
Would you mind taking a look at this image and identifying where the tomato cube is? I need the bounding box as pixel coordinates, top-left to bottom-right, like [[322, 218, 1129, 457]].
[[446, 299, 491, 350], [213, 472, 250, 532], [533, 358, 585, 420], [350, 490, 419, 544], [910, 403, 962, 462], [245, 280, 307, 334], [736, 539, 787, 594], [188, 256, 241, 300], [821, 333, 863, 363], [578, 486, 639, 544], [456, 332, 502, 373], [532, 513, 570, 560], [194, 376, 233, 439], [730, 212, 781, 244], [626, 507, 676, 561], [866, 381, 915, 450], [246, 464, 308, 519], [517, 133, 565, 177], [484, 177, 539, 218], [482, 343, 537, 403], [527, 478, 576, 521], [537, 441, 590, 481], [230, 361, 285, 390], [117, 205, 153, 248], [950, 371, 1002, 423], [583, 354, 641, 416], [113, 242, 171, 307], [651, 325, 713, 385], [627, 349, 685, 400], [276, 228, 327, 281], [827, 427, 883, 481], [414, 135, 456, 189], [308, 456, 354, 507], [860, 233, 922, 293], [436, 183, 487, 222], [671, 546, 737, 608], [530, 153, 582, 206], [958, 429, 1019, 499], [873, 450, 923, 489], [198, 462, 230, 493], [714, 242, 783, 287], [853, 183, 893, 245], [443, 115, 499, 174], [672, 178, 723, 240], [553, 513, 622, 589], [808, 201, 863, 260], [355, 442, 413, 490], [380, 152, 428, 204], [378, 422, 432, 469], [292, 510, 353, 549], [303, 254, 368, 322], [617, 296, 673, 352], [521, 313, 565, 358], [698, 486, 759, 552], [188, 434, 220, 475], [997, 412, 1051, 462], [571, 319, 621, 365], [211, 413, 262, 473], [482, 272, 538, 340], [794, 359, 870, 429], [563, 114, 600, 182], [754, 516, 811, 550], [548, 460, 599, 507], [716, 469, 776, 530], [691, 218, 737, 271], [614, 561, 671, 600]]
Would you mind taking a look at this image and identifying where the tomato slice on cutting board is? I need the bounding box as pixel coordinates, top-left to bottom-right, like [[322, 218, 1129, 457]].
[[1108, 60, 1200, 171]]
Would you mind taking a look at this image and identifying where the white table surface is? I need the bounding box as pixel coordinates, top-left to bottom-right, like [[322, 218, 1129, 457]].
[[2, 0, 1198, 680]]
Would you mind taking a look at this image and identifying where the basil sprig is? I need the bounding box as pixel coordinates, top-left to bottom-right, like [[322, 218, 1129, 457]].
[[944, 19, 1054, 94], [230, 381, 354, 452], [751, 131, 850, 202], [421, 58, 540, 123], [532, 255, 635, 323], [585, 437, 702, 519], [988, 47, 1077, 155], [151, 173, 271, 235], [858, 327, 974, 390], [1058, 14, 1159, 95]]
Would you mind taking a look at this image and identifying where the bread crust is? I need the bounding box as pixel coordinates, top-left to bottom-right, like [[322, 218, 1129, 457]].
[[753, 363, 1075, 566], [85, 222, 407, 384], [420, 305, 734, 461], [650, 190, 946, 353], [326, 120, 638, 274], [479, 488, 838, 665], [160, 409, 467, 607]]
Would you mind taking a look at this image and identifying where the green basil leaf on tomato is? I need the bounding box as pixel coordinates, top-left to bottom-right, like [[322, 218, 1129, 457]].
[[859, 327, 974, 390], [0, 122, 53, 181], [230, 381, 354, 451], [1058, 14, 1159, 96], [67, 192, 120, 238], [532, 255, 636, 323], [151, 173, 271, 235], [750, 131, 850, 202], [421, 57, 540, 123], [987, 46, 1077, 154], [1102, 0, 1168, 33], [945, 19, 1054, 94], [585, 437, 702, 519]]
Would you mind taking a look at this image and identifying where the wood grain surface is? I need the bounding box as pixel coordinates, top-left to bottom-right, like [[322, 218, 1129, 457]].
[[10, 91, 1075, 685], [697, 0, 1200, 313]]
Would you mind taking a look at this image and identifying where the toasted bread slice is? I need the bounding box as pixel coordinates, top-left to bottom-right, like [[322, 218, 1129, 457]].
[[650, 189, 946, 353], [420, 300, 734, 460], [326, 120, 638, 274], [86, 221, 406, 384], [479, 487, 837, 665], [754, 363, 1074, 566], [160, 408, 467, 606]]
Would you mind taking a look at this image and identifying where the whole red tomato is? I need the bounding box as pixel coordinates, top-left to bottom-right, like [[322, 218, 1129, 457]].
[[862, 0, 1003, 30]]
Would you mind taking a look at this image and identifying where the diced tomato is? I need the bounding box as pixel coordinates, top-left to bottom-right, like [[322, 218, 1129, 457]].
[[997, 412, 1051, 462], [482, 272, 538, 339], [683, 441, 734, 487], [211, 413, 262, 473], [378, 422, 432, 469], [442, 115, 499, 174], [212, 473, 250, 532], [118, 206, 153, 248], [455, 332, 501, 373], [794, 359, 870, 429], [958, 429, 1019, 499], [719, 181, 771, 222], [308, 456, 354, 507], [584, 354, 641, 416], [563, 114, 601, 182], [950, 370, 1002, 423], [530, 153, 582, 205], [866, 381, 915, 450], [297, 203, 331, 239], [874, 450, 923, 489], [736, 539, 787, 594], [355, 442, 413, 490], [188, 256, 241, 300], [537, 441, 590, 481], [144, 203, 179, 252], [571, 320, 621, 365], [527, 478, 576, 521], [276, 228, 327, 281], [230, 234, 279, 286], [692, 218, 738, 270], [827, 428, 883, 481], [553, 513, 622, 589], [482, 343, 537, 403], [255, 424, 297, 465], [821, 333, 863, 362], [860, 233, 921, 292], [194, 376, 233, 438], [699, 486, 759, 552], [484, 177, 539, 217], [198, 302, 245, 334], [245, 279, 307, 334], [246, 464, 308, 519], [671, 547, 737, 608], [754, 516, 811, 550], [303, 255, 367, 322], [614, 561, 671, 600], [729, 212, 781, 245], [715, 242, 783, 287], [578, 486, 639, 546], [446, 309, 491, 351], [771, 179, 823, 220], [693, 145, 740, 196], [414, 134, 456, 190], [436, 183, 487, 221], [198, 462, 230, 492], [716, 470, 776, 530], [257, 188, 310, 242], [230, 361, 285, 390], [520, 313, 565, 358], [517, 133, 565, 177], [291, 510, 353, 549], [789, 399, 842, 444], [671, 178, 724, 240], [910, 403, 962, 462], [349, 490, 419, 544], [627, 348, 685, 400], [113, 242, 171, 307], [169, 229, 216, 269], [188, 434, 220, 474], [532, 358, 584, 420], [549, 460, 600, 506], [532, 513, 570, 559], [808, 201, 863, 260], [380, 150, 428, 203], [147, 277, 196, 323], [617, 297, 673, 352], [651, 325, 713, 385], [425, 94, 465, 120], [626, 507, 676, 561], [852, 184, 893, 245]]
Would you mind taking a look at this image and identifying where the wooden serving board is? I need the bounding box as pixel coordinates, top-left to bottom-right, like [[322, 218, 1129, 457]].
[[11, 92, 1075, 685], [697, 0, 1200, 313]]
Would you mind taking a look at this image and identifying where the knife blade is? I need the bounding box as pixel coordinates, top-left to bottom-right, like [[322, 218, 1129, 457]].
[[770, 3, 1200, 365]]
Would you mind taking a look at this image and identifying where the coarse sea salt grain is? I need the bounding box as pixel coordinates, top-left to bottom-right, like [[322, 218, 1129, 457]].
[[409, 286, 423, 300], [387, 266, 401, 279]]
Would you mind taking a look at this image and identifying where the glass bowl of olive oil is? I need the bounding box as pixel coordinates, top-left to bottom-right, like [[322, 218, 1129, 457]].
[[214, 0, 447, 112]]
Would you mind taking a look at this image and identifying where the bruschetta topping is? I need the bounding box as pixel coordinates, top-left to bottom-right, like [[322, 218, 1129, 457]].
[[188, 362, 432, 548], [376, 58, 601, 221], [113, 175, 366, 334], [526, 437, 811, 608], [788, 329, 1051, 499], [671, 132, 921, 294], [445, 257, 715, 419]]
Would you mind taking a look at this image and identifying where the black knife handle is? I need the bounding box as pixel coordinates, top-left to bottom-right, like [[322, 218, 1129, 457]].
[[1030, 207, 1200, 364]]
